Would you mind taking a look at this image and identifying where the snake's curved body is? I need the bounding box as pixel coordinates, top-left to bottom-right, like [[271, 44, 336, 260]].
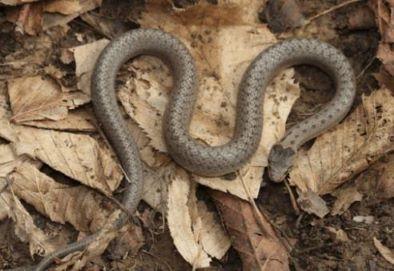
[[32, 29, 355, 270]]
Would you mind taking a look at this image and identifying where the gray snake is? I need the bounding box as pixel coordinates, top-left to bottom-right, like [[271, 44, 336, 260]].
[[28, 29, 355, 270]]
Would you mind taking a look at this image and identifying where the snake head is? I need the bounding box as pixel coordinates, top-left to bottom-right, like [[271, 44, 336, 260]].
[[267, 144, 296, 182]]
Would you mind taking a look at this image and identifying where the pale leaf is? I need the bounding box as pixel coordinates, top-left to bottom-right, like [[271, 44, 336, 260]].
[[8, 125, 122, 195], [374, 237, 394, 265], [290, 88, 394, 195]]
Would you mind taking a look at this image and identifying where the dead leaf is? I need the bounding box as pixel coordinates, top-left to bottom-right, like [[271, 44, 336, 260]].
[[376, 154, 394, 199], [374, 237, 394, 265], [326, 227, 349, 242], [290, 89, 394, 195], [9, 162, 113, 233], [167, 168, 231, 268], [297, 190, 329, 218], [331, 186, 363, 215], [370, 0, 394, 79], [7, 76, 77, 123], [21, 108, 96, 132], [6, 0, 103, 34], [43, 0, 82, 15], [0, 0, 39, 5], [263, 0, 306, 32], [211, 190, 290, 271], [71, 38, 109, 96], [0, 178, 63, 256]]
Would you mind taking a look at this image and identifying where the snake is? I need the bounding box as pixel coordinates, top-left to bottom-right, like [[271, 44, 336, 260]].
[[20, 28, 355, 271]]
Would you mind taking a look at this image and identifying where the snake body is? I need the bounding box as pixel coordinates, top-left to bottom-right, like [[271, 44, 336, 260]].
[[32, 29, 355, 270]]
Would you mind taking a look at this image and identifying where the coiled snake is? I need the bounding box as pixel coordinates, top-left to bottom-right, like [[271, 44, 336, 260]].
[[29, 29, 355, 270]]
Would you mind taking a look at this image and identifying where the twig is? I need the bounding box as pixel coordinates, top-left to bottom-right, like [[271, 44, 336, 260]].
[[238, 171, 293, 252], [284, 179, 301, 215], [357, 57, 376, 80], [303, 0, 364, 26]]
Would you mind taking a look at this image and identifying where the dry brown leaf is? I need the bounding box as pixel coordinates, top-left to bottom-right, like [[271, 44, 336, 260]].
[[263, 0, 306, 32], [297, 190, 329, 218], [290, 88, 394, 195], [52, 210, 123, 271], [6, 0, 102, 34], [211, 190, 290, 271], [43, 0, 82, 15], [376, 154, 394, 199], [326, 227, 349, 242], [331, 186, 363, 215], [0, 179, 62, 256], [374, 237, 394, 265], [370, 0, 394, 80], [5, 2, 44, 35], [0, 0, 39, 5], [167, 168, 231, 267], [8, 76, 72, 123], [0, 121, 122, 195], [21, 109, 96, 132], [71, 38, 109, 96], [9, 162, 112, 232]]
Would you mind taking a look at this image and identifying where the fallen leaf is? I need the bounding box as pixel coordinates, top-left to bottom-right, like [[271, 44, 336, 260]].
[[7, 76, 83, 124], [262, 0, 306, 32], [297, 190, 329, 218], [6, 2, 44, 35], [211, 190, 290, 271], [0, 178, 63, 256], [373, 237, 394, 265], [376, 154, 394, 199], [0, 100, 123, 196], [326, 227, 349, 242], [290, 89, 394, 195], [6, 0, 103, 34], [370, 0, 394, 79], [167, 168, 231, 268], [9, 162, 113, 233], [71, 38, 109, 96], [0, 0, 39, 5], [43, 0, 82, 15], [331, 186, 363, 215]]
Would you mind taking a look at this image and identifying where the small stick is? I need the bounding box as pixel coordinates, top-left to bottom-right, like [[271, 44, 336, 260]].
[[284, 179, 300, 215]]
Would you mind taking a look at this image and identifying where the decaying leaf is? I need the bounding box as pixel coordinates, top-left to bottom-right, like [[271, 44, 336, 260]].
[[0, 0, 39, 5], [331, 185, 363, 215], [71, 38, 109, 96], [370, 0, 394, 83], [9, 162, 113, 232], [211, 190, 290, 271], [290, 88, 394, 195], [167, 168, 231, 268], [376, 154, 394, 199], [0, 178, 63, 256], [373, 237, 394, 265], [297, 190, 329, 218], [1, 123, 123, 195], [5, 0, 103, 34], [52, 210, 123, 271], [7, 76, 84, 124]]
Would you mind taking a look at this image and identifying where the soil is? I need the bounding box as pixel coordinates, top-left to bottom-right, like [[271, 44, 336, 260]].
[[0, 0, 393, 271]]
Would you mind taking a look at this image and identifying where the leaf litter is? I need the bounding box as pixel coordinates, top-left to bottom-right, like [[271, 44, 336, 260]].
[[0, 0, 393, 270]]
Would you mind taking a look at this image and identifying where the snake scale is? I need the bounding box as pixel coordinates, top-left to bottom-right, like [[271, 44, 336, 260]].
[[26, 29, 355, 270]]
